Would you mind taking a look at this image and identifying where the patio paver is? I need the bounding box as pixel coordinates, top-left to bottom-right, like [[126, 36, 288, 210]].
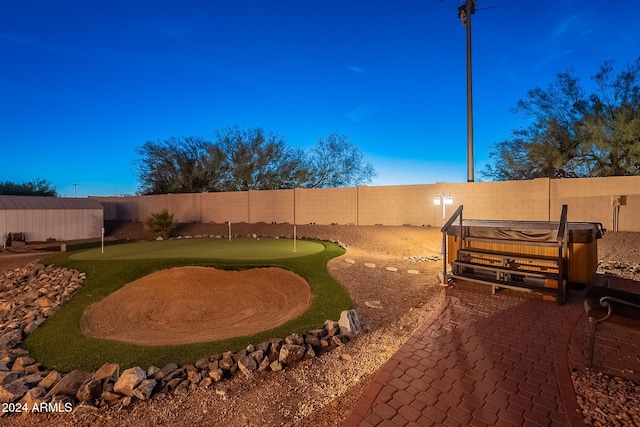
[[344, 282, 587, 427]]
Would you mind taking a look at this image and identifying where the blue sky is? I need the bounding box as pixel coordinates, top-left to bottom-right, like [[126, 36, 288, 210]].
[[1, 1, 638, 197]]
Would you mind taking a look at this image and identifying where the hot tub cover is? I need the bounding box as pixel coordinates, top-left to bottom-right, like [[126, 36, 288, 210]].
[[446, 220, 603, 244]]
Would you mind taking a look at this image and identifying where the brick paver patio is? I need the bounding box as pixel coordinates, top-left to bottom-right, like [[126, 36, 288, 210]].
[[345, 283, 587, 427]]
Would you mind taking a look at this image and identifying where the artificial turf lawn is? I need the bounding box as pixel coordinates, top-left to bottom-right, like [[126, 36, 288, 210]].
[[23, 239, 351, 373], [70, 238, 325, 260]]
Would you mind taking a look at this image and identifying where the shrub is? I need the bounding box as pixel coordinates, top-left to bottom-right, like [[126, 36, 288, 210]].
[[145, 209, 176, 239]]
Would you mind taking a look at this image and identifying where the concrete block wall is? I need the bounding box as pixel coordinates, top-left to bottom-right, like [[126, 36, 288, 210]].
[[551, 177, 640, 231], [294, 187, 357, 225], [138, 195, 170, 222], [620, 195, 640, 231], [357, 184, 435, 226], [248, 189, 293, 224], [442, 179, 550, 222], [91, 175, 640, 231], [98, 197, 139, 221], [202, 192, 249, 223], [167, 194, 201, 223]]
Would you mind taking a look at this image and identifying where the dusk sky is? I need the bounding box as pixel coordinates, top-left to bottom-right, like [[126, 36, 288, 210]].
[[1, 1, 638, 197]]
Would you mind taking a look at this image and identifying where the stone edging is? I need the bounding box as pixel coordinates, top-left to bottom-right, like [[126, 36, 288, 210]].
[[553, 302, 587, 427], [0, 261, 361, 416]]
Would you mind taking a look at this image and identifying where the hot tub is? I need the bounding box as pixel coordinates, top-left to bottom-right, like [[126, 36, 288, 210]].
[[446, 220, 604, 285]]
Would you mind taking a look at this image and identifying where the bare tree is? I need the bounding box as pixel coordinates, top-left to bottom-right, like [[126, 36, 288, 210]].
[[214, 126, 307, 191], [304, 133, 377, 188]]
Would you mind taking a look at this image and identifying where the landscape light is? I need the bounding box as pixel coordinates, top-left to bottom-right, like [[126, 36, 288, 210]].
[[434, 192, 454, 224]]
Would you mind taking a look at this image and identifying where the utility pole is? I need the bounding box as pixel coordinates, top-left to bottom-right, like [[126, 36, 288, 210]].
[[458, 1, 476, 182], [73, 183, 77, 198]]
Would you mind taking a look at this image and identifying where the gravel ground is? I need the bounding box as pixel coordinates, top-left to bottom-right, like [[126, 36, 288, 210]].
[[572, 370, 640, 427], [1, 224, 639, 426], [597, 231, 640, 266], [572, 231, 640, 426]]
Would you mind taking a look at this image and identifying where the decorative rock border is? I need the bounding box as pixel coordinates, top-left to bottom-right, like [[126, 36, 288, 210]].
[[404, 255, 442, 263], [171, 233, 350, 252], [0, 262, 85, 338], [0, 261, 361, 416], [598, 260, 640, 280]]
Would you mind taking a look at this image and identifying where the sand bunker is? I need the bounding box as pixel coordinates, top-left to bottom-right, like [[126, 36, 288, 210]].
[[80, 266, 312, 345]]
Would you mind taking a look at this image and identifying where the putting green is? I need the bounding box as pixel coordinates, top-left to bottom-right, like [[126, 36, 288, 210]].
[[70, 238, 325, 261]]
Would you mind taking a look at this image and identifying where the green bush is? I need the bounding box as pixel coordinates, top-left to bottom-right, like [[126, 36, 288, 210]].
[[144, 209, 176, 239]]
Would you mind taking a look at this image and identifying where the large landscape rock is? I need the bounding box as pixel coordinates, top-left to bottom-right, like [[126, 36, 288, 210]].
[[38, 371, 61, 389], [76, 378, 103, 402], [0, 330, 22, 350], [45, 370, 92, 399], [113, 367, 146, 396], [339, 309, 361, 337], [208, 369, 224, 382], [157, 363, 178, 379], [0, 381, 29, 403], [0, 372, 19, 384], [11, 355, 35, 371], [18, 386, 46, 408], [278, 344, 305, 365], [238, 355, 258, 376], [132, 379, 156, 401], [93, 363, 119, 382]]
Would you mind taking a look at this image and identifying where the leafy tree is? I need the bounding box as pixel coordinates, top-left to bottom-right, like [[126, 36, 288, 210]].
[[0, 179, 58, 196], [136, 136, 219, 194], [144, 209, 176, 239], [580, 60, 640, 176], [214, 126, 307, 191], [483, 57, 640, 180], [135, 127, 377, 194], [304, 133, 377, 188]]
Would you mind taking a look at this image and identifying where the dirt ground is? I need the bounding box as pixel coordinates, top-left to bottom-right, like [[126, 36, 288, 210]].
[[1, 223, 639, 426], [80, 266, 311, 346]]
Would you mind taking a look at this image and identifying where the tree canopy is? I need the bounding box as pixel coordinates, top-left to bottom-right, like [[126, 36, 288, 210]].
[[304, 133, 377, 188], [136, 126, 377, 194], [0, 179, 58, 196], [483, 57, 640, 180]]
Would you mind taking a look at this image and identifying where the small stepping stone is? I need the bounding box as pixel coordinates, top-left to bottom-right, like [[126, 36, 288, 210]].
[[344, 259, 356, 264], [385, 267, 398, 272], [364, 263, 376, 268], [407, 270, 420, 275], [365, 301, 382, 309]]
